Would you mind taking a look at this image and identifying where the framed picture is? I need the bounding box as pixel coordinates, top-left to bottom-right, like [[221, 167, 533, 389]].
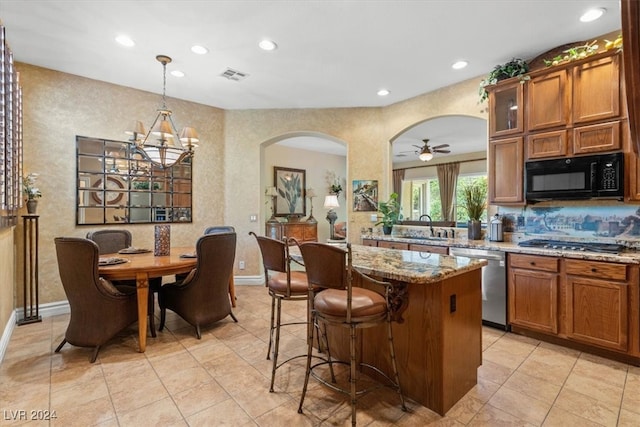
[[352, 179, 378, 211], [274, 167, 306, 217]]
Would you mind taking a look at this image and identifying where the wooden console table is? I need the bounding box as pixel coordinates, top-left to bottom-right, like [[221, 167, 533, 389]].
[[19, 214, 42, 325], [265, 221, 317, 243]]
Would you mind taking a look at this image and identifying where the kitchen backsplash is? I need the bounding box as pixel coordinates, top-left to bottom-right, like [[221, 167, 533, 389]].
[[499, 202, 640, 245]]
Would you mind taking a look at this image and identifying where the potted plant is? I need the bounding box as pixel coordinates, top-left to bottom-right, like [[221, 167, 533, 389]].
[[460, 182, 486, 240], [478, 57, 530, 103], [375, 192, 401, 235], [22, 172, 42, 214]]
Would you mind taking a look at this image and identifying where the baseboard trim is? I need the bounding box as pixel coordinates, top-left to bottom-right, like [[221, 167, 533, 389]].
[[0, 310, 17, 364], [234, 275, 263, 286]]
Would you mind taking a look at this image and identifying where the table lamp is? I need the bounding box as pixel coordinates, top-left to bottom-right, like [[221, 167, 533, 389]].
[[306, 188, 317, 223], [324, 194, 340, 239], [265, 186, 279, 223]]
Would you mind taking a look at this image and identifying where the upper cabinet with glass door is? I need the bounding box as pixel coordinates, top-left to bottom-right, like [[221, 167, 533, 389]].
[[488, 80, 524, 137], [76, 136, 192, 225]]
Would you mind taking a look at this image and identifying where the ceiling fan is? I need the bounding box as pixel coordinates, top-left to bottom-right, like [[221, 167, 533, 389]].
[[413, 139, 451, 161]]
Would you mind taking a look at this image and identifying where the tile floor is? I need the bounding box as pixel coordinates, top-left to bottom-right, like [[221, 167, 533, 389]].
[[2, 285, 640, 426]]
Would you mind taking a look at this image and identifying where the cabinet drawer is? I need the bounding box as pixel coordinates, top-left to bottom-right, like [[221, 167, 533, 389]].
[[509, 253, 559, 272], [409, 244, 448, 254], [378, 241, 409, 250], [361, 239, 378, 247], [565, 259, 628, 281]]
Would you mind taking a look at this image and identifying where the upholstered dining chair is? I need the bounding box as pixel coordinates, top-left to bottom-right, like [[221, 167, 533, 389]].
[[53, 237, 138, 363], [86, 228, 162, 337], [86, 229, 132, 254], [158, 232, 238, 339], [174, 225, 237, 307], [249, 231, 310, 393], [296, 242, 406, 426]]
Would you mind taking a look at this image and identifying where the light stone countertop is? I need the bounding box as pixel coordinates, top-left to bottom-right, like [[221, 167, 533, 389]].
[[362, 234, 640, 264], [290, 244, 487, 284]]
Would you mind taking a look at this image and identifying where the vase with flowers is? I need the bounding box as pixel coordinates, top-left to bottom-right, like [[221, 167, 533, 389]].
[[23, 173, 42, 214]]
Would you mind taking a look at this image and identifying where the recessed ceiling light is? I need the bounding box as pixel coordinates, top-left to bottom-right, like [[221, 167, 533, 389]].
[[191, 45, 209, 55], [377, 89, 390, 97], [580, 8, 606, 22], [259, 39, 278, 51], [452, 60, 468, 70], [115, 35, 135, 47], [171, 70, 185, 78]]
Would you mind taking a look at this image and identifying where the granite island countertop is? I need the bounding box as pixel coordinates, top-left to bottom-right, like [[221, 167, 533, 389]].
[[362, 234, 640, 264], [290, 243, 487, 284]]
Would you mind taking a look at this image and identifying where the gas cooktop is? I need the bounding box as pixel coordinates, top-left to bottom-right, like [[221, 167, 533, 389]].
[[517, 239, 626, 254]]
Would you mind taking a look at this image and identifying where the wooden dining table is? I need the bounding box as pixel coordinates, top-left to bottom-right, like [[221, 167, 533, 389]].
[[98, 246, 197, 352]]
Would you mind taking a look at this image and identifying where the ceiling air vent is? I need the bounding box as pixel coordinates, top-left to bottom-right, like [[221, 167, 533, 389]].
[[220, 68, 249, 81]]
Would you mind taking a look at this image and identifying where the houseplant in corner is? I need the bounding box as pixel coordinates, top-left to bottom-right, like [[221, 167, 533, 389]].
[[460, 182, 486, 240], [23, 172, 42, 214], [376, 192, 401, 235]]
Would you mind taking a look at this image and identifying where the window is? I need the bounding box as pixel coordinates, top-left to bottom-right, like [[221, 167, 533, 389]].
[[404, 174, 487, 224]]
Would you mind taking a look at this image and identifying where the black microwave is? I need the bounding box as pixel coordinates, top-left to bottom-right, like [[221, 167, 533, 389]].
[[525, 152, 624, 202]]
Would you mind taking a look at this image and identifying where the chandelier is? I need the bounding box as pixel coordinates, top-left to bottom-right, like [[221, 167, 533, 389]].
[[125, 55, 199, 168]]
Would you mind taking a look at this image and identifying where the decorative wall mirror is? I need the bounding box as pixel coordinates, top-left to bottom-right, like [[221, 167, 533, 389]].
[[76, 136, 192, 225]]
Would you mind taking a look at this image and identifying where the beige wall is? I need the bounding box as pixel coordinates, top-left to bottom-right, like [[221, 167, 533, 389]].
[[0, 61, 485, 326], [0, 228, 15, 332]]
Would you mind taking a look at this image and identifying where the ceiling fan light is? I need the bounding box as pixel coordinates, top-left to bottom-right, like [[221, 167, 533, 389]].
[[419, 151, 433, 161]]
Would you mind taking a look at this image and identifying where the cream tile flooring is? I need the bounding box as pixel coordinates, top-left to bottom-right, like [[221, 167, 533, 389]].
[[2, 285, 640, 426]]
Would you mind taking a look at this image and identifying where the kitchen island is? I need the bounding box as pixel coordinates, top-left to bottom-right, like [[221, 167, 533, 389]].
[[294, 244, 487, 415]]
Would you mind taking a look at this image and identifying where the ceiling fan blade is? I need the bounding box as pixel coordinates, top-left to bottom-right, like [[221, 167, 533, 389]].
[[434, 149, 451, 154], [431, 144, 450, 150]]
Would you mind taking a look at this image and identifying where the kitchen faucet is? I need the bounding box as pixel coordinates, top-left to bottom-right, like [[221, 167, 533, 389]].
[[418, 214, 434, 237]]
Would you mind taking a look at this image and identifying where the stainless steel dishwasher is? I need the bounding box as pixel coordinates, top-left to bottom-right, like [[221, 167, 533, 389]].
[[449, 247, 507, 330]]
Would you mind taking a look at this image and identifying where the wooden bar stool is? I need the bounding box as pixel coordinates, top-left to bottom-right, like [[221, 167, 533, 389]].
[[250, 232, 310, 392], [297, 242, 406, 426]]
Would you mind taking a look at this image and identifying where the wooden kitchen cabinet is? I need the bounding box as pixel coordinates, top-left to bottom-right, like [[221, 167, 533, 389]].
[[508, 252, 640, 362], [527, 69, 569, 132], [572, 54, 621, 124], [409, 243, 448, 254], [488, 80, 523, 137], [361, 238, 378, 247], [377, 241, 409, 250], [572, 121, 622, 154], [508, 253, 559, 334], [526, 129, 568, 159], [565, 259, 629, 352], [488, 136, 524, 204]]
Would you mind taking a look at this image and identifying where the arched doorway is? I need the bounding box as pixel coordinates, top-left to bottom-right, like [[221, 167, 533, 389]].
[[389, 115, 488, 222], [261, 132, 347, 242]]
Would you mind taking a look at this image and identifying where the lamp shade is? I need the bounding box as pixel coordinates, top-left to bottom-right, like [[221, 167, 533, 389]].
[[306, 188, 316, 198], [179, 127, 200, 148], [323, 195, 340, 209], [125, 120, 146, 140], [151, 118, 175, 140], [265, 186, 278, 197]]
